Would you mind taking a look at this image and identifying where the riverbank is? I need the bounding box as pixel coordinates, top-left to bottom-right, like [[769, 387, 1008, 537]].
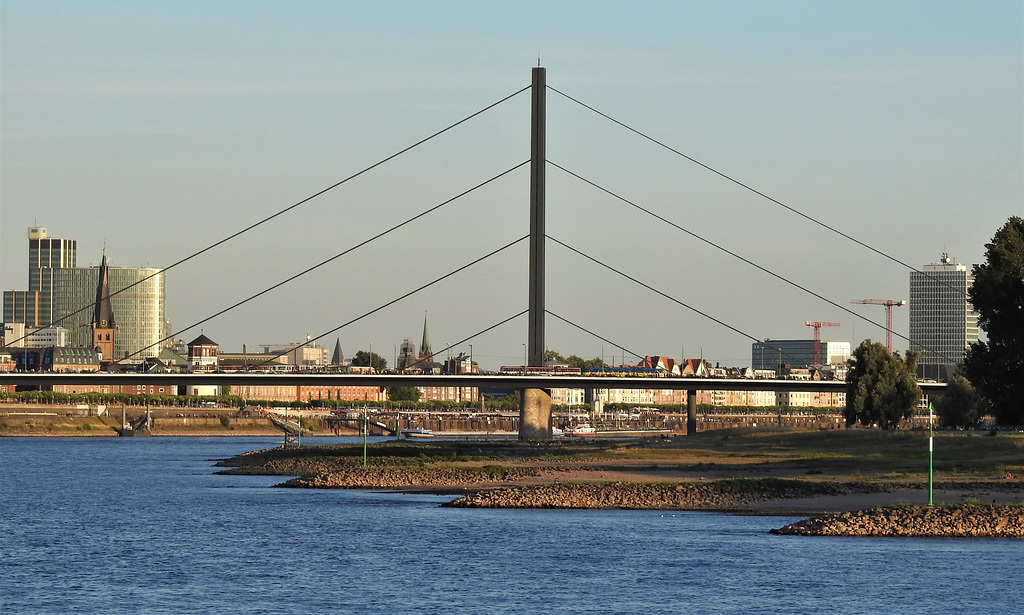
[[216, 430, 1024, 520], [0, 413, 288, 437], [770, 504, 1024, 537]]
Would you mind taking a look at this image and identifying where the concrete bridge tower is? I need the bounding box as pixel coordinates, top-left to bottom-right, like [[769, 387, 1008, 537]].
[[519, 64, 553, 440]]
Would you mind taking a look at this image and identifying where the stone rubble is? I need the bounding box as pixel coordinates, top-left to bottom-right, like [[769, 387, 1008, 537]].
[[770, 505, 1024, 537]]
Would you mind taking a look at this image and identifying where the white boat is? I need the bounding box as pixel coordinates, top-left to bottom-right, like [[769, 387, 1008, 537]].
[[402, 429, 436, 439], [564, 424, 596, 437]]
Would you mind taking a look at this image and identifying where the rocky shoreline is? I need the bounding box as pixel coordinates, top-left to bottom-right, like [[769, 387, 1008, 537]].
[[213, 435, 1024, 536], [771, 504, 1024, 538], [441, 478, 876, 510]]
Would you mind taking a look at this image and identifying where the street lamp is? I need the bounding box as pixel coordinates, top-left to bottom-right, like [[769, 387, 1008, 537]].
[[469, 344, 473, 374]]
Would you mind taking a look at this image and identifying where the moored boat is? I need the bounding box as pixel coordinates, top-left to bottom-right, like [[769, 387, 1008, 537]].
[[402, 429, 436, 439], [564, 424, 596, 437]]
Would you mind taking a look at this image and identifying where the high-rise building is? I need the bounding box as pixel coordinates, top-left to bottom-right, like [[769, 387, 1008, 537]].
[[54, 262, 166, 361], [3, 226, 77, 328], [909, 253, 979, 380], [4, 227, 167, 360]]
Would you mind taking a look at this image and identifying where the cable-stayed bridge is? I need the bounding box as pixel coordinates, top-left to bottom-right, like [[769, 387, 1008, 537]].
[[4, 67, 951, 438]]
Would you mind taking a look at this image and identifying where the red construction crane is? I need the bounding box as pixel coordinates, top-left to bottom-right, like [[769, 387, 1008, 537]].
[[805, 321, 840, 365], [850, 299, 906, 351]]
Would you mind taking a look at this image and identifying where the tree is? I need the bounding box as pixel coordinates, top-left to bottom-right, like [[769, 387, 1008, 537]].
[[962, 216, 1024, 425], [933, 374, 986, 430], [544, 350, 566, 364], [386, 386, 421, 402], [566, 355, 606, 369], [845, 340, 922, 429], [352, 350, 387, 371]]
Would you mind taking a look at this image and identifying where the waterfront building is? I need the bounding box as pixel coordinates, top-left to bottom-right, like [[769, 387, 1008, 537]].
[[3, 226, 77, 330], [3, 228, 167, 360], [0, 349, 15, 373], [3, 291, 41, 329], [253, 342, 328, 367], [1, 322, 68, 348], [751, 340, 851, 370], [397, 338, 416, 371], [53, 263, 166, 360], [217, 352, 290, 371], [187, 335, 219, 372], [909, 253, 979, 380], [186, 334, 219, 396], [638, 356, 682, 375], [9, 346, 100, 373], [680, 359, 711, 377], [418, 385, 479, 403], [550, 387, 586, 406], [299, 384, 387, 403], [443, 353, 476, 375]]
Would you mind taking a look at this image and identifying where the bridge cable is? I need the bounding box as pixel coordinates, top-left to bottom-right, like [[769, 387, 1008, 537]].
[[117, 162, 529, 363], [251, 235, 530, 368], [548, 86, 967, 297], [547, 161, 953, 363], [548, 235, 822, 368], [11, 86, 531, 350], [545, 311, 643, 363]]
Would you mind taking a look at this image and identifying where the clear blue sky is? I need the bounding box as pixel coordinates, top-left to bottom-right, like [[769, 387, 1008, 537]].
[[2, 1, 1021, 368]]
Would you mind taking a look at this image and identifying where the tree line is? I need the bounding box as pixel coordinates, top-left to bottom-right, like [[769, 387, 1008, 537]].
[[846, 216, 1023, 429]]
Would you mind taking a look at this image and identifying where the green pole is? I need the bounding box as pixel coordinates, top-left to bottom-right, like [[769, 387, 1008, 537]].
[[928, 403, 934, 506], [363, 404, 368, 467]]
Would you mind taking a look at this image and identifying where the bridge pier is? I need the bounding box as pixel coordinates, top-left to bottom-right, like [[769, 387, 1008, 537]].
[[687, 389, 697, 435], [519, 388, 552, 441]]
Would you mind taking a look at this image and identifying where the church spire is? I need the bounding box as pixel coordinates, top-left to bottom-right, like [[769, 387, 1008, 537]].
[[92, 251, 116, 361], [331, 338, 345, 365], [418, 312, 432, 362]]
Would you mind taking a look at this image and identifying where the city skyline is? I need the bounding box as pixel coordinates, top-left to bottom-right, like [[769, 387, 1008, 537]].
[[2, 2, 1020, 369]]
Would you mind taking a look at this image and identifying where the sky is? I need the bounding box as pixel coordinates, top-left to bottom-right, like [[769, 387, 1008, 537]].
[[2, 1, 1021, 370]]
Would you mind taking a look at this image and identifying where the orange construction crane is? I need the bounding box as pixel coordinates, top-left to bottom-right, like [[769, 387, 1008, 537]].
[[850, 299, 906, 351], [805, 321, 840, 365]]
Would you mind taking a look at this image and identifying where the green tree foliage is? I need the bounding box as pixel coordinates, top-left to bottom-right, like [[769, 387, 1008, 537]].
[[933, 374, 986, 430], [386, 386, 421, 402], [544, 350, 606, 369], [483, 393, 521, 411], [352, 350, 388, 371], [566, 354, 607, 369], [845, 341, 922, 429], [543, 350, 566, 363], [963, 216, 1024, 425]]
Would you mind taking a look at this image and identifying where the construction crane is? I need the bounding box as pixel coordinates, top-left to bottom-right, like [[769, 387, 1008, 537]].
[[850, 299, 906, 351], [805, 321, 840, 365]]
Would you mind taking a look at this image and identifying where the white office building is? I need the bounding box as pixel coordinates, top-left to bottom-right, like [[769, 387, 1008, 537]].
[[909, 253, 979, 380]]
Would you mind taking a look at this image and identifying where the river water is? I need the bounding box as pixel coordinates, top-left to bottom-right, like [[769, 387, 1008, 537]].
[[1, 436, 1020, 614]]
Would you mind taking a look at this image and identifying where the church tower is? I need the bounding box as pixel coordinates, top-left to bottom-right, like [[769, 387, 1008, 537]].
[[92, 251, 116, 362], [418, 313, 433, 363]]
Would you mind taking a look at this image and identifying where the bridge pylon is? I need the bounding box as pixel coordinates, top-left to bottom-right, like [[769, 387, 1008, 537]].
[[520, 64, 552, 441]]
